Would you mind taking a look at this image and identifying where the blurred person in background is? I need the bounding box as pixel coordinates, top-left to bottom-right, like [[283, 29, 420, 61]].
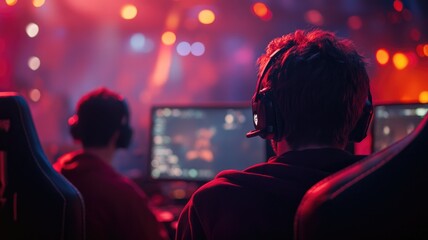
[[54, 87, 169, 240]]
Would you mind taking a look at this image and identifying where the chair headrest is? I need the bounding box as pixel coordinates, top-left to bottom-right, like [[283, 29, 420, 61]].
[[0, 92, 44, 156]]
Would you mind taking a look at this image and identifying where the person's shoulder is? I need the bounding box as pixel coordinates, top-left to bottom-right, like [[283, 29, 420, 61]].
[[191, 168, 256, 201]]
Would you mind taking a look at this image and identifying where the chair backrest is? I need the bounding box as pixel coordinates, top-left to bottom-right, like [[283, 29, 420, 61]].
[[294, 114, 428, 240], [0, 92, 85, 240]]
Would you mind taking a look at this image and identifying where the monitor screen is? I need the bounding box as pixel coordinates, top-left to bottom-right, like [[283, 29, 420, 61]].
[[372, 103, 428, 153], [149, 105, 267, 182]]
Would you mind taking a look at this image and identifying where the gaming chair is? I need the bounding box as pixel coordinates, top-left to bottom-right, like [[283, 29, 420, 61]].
[[294, 114, 428, 239], [0, 92, 85, 240]]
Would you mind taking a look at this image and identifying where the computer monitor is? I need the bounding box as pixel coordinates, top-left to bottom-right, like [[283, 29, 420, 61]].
[[148, 105, 268, 182], [372, 103, 428, 153]]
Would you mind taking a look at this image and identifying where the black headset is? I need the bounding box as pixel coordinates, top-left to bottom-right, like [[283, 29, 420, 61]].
[[246, 47, 373, 143], [69, 99, 133, 149], [246, 48, 285, 141]]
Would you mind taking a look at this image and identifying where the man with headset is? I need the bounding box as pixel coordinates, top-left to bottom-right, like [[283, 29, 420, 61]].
[[54, 88, 169, 240], [175, 29, 372, 240]]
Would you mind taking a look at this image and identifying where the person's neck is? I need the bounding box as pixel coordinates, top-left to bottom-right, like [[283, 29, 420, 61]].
[[275, 140, 345, 156], [83, 146, 116, 164]]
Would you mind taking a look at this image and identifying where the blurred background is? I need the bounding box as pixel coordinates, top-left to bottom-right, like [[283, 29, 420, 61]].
[[1, 0, 427, 178]]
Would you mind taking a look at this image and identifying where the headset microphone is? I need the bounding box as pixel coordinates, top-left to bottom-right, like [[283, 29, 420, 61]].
[[246, 129, 261, 138]]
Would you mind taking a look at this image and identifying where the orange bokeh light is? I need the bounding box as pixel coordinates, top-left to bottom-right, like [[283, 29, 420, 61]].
[[392, 52, 409, 70], [376, 49, 389, 65], [5, 0, 17, 6], [419, 91, 428, 103], [161, 31, 176, 45], [33, 0, 45, 8], [252, 2, 272, 21], [253, 2, 268, 16], [121, 4, 138, 20], [29, 89, 41, 102], [198, 9, 215, 25], [423, 44, 428, 57]]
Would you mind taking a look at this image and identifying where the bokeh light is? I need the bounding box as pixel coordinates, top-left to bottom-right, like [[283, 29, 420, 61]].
[[253, 2, 267, 16], [28, 56, 41, 71], [5, 0, 18, 6], [26, 23, 39, 38], [423, 44, 428, 57], [121, 4, 138, 20], [130, 33, 145, 51], [305, 10, 323, 26], [416, 44, 424, 57], [161, 31, 176, 46], [393, 0, 404, 12], [348, 16, 362, 30], [419, 91, 428, 103], [29, 89, 41, 102], [191, 42, 205, 56], [376, 49, 389, 65], [392, 52, 409, 70], [252, 2, 272, 21], [32, 0, 45, 8], [176, 42, 191, 56], [130, 35, 154, 53], [198, 9, 215, 25]]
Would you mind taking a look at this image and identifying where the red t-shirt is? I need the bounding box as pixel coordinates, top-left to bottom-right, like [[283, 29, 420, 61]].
[[54, 151, 169, 240]]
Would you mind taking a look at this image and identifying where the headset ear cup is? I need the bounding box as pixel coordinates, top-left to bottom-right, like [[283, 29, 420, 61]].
[[252, 89, 281, 140], [252, 94, 264, 136], [349, 100, 374, 142]]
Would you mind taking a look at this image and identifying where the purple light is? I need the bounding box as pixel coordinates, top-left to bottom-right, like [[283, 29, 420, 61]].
[[191, 42, 205, 56], [177, 41, 191, 56]]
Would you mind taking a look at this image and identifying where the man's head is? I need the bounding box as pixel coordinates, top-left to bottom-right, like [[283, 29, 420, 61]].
[[253, 29, 370, 150], [69, 87, 133, 149]]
